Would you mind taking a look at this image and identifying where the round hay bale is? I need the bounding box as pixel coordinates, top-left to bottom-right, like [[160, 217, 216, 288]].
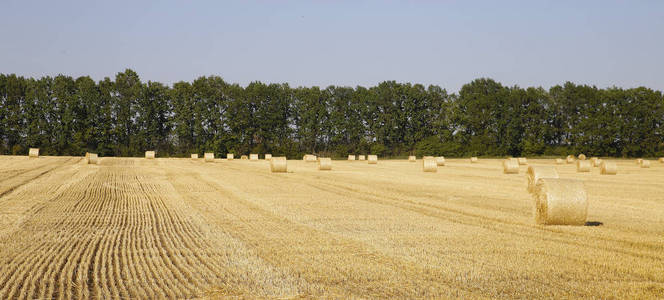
[[367, 155, 378, 164], [566, 155, 575, 164], [659, 157, 664, 163], [28, 148, 40, 158], [304, 154, 317, 162], [408, 156, 416, 162], [348, 155, 356, 161], [636, 158, 643, 165], [145, 151, 155, 159], [590, 157, 598, 166], [204, 152, 215, 162], [422, 157, 437, 173], [88, 153, 98, 165], [358, 155, 365, 161], [270, 157, 287, 173], [240, 155, 248, 160], [250, 154, 259, 161], [502, 159, 519, 174], [265, 154, 272, 160], [533, 178, 588, 225], [435, 156, 445, 166], [578, 154, 586, 160], [640, 160, 651, 168], [517, 157, 528, 165], [191, 154, 198, 159], [555, 158, 564, 164], [576, 160, 591, 172], [470, 157, 478, 163], [318, 157, 332, 171], [227, 153, 234, 160], [527, 166, 559, 193], [84, 152, 90, 163], [600, 161, 617, 175]]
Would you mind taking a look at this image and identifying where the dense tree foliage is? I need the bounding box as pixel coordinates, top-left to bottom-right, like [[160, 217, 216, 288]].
[[1, 70, 663, 158]]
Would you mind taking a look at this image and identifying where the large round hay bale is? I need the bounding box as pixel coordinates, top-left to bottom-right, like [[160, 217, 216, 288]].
[[145, 151, 155, 159], [527, 166, 559, 193], [517, 157, 528, 165], [250, 154, 259, 161], [640, 160, 651, 168], [204, 152, 214, 162], [555, 158, 564, 164], [227, 153, 234, 160], [367, 155, 378, 164], [88, 153, 98, 165], [28, 148, 40, 158], [358, 155, 366, 161], [578, 154, 586, 160], [422, 157, 437, 172], [566, 155, 575, 164], [408, 156, 416, 162], [265, 154, 272, 160], [470, 157, 478, 163], [318, 157, 332, 171], [600, 161, 617, 175], [576, 160, 591, 172], [502, 159, 519, 174], [348, 155, 356, 161], [240, 155, 248, 160], [191, 154, 198, 159], [270, 157, 287, 172], [435, 156, 445, 166], [533, 178, 588, 225]]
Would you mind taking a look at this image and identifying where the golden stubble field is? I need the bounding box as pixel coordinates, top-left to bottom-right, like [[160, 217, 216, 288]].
[[0, 156, 662, 299]]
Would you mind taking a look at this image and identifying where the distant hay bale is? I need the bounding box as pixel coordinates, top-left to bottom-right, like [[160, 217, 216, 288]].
[[435, 156, 445, 166], [517, 157, 528, 165], [533, 178, 588, 225], [348, 155, 356, 161], [470, 157, 478, 163], [84, 152, 90, 163], [576, 160, 591, 172], [204, 152, 214, 162], [422, 157, 437, 172], [265, 154, 272, 160], [88, 153, 98, 165], [408, 156, 416, 162], [318, 157, 332, 170], [590, 157, 598, 166], [358, 155, 365, 161], [191, 154, 198, 159], [367, 155, 378, 164], [28, 148, 40, 158], [600, 161, 617, 175], [250, 154, 259, 161], [640, 160, 651, 168], [240, 155, 248, 160], [555, 158, 564, 164], [145, 151, 155, 159], [527, 166, 559, 193], [304, 154, 317, 162], [659, 157, 664, 163], [227, 153, 234, 160], [502, 159, 519, 174], [578, 154, 586, 160], [566, 155, 575, 164], [636, 158, 643, 165], [270, 157, 287, 173]]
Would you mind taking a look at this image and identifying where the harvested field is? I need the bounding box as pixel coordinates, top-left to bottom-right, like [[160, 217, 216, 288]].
[[0, 156, 663, 298]]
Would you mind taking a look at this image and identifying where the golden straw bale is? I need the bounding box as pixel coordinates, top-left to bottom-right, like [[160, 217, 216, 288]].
[[578, 154, 586, 160], [240, 155, 248, 160], [555, 158, 564, 164], [566, 155, 575, 164], [502, 159, 519, 174], [435, 156, 445, 166], [590, 157, 598, 166], [367, 155, 378, 164], [304, 154, 317, 162], [204, 152, 214, 162], [636, 158, 643, 165], [517, 157, 528, 165], [191, 154, 198, 159], [659, 157, 664, 163], [28, 148, 40, 158], [470, 157, 478, 163], [576, 160, 591, 172], [640, 160, 651, 168], [422, 157, 437, 172], [88, 153, 98, 165], [527, 166, 559, 193], [348, 155, 356, 161], [358, 155, 365, 161], [408, 156, 416, 162], [250, 154, 259, 161], [145, 151, 155, 159], [227, 153, 234, 160], [600, 161, 617, 175], [318, 157, 332, 171], [270, 157, 287, 173], [265, 154, 272, 160], [533, 178, 588, 226]]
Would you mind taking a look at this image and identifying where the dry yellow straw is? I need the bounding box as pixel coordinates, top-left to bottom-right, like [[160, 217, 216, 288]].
[[576, 160, 591, 172], [422, 157, 437, 172], [191, 154, 198, 159], [270, 157, 287, 173], [566, 155, 575, 164], [227, 153, 234, 160], [435, 156, 445, 166], [348, 155, 356, 161], [28, 148, 40, 158], [204, 152, 214, 162], [502, 159, 519, 174], [636, 158, 643, 165], [578, 154, 586, 160], [318, 157, 332, 171], [145, 151, 155, 159], [527, 166, 559, 193], [241, 155, 248, 160], [88, 153, 98, 165], [250, 154, 259, 161], [590, 157, 598, 166], [533, 178, 588, 225], [555, 158, 564, 164], [367, 155, 378, 164], [600, 161, 617, 175], [640, 160, 651, 168], [470, 157, 478, 163], [659, 157, 664, 163], [408, 156, 416, 162], [517, 157, 528, 165], [265, 154, 272, 160], [358, 155, 365, 161]]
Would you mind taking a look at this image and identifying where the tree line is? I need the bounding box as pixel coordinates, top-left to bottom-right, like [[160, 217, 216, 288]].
[[1, 69, 663, 158]]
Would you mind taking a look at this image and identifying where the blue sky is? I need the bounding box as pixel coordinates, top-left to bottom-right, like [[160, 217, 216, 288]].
[[1, 0, 663, 92]]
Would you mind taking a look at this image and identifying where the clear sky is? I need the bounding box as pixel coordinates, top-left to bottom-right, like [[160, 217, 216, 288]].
[[1, 0, 663, 92]]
